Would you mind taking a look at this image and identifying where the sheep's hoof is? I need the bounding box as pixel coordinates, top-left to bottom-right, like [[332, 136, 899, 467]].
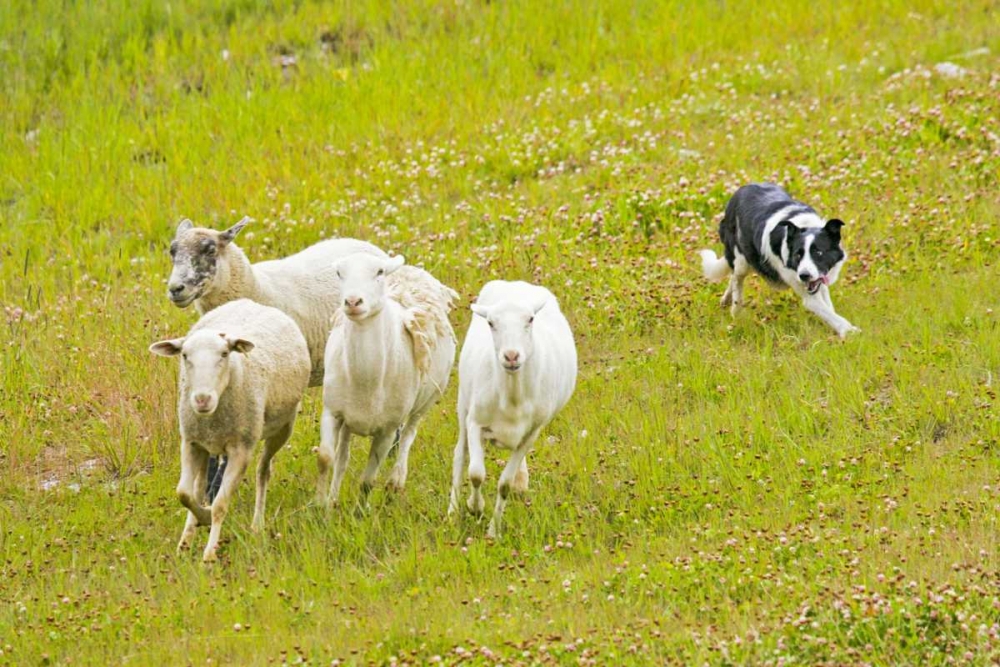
[[386, 467, 407, 492], [729, 302, 743, 318], [353, 497, 373, 517], [838, 325, 861, 338], [313, 491, 339, 510], [486, 521, 500, 540], [720, 291, 732, 307], [202, 548, 219, 564], [447, 491, 462, 518], [467, 493, 485, 516], [250, 520, 264, 535], [512, 470, 529, 494]]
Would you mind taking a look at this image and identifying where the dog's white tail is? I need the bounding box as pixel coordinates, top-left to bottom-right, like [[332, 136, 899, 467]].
[[698, 249, 731, 282]]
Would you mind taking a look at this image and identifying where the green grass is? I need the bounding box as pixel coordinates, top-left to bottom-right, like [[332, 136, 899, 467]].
[[2, 0, 1000, 663]]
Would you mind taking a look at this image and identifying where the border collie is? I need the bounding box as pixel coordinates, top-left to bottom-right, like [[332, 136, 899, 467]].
[[698, 183, 859, 338]]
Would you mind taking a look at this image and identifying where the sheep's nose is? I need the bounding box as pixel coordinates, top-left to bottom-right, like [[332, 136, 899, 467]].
[[169, 284, 185, 296], [503, 351, 520, 364], [344, 297, 363, 308], [193, 393, 212, 409]]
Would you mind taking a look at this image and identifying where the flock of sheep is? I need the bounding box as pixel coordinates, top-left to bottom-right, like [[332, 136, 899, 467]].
[[150, 219, 578, 561]]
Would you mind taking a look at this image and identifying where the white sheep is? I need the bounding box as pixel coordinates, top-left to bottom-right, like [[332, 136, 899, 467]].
[[150, 299, 310, 562], [316, 253, 458, 506], [166, 218, 388, 386], [448, 281, 577, 538]]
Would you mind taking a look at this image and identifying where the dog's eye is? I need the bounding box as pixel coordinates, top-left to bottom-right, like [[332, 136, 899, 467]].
[[815, 249, 824, 256]]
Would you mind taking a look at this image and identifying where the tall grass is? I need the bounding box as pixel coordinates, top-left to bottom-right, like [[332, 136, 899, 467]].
[[1, 0, 999, 663]]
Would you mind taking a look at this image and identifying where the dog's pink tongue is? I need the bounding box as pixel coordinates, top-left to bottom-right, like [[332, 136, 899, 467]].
[[821, 275, 830, 285]]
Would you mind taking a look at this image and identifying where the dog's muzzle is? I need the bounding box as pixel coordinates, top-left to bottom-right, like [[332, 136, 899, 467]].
[[806, 275, 830, 294]]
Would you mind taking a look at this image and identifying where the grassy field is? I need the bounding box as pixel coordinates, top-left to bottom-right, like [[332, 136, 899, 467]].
[[2, 0, 1000, 663]]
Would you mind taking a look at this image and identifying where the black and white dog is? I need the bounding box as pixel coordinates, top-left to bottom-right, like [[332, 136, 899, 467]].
[[699, 183, 859, 338]]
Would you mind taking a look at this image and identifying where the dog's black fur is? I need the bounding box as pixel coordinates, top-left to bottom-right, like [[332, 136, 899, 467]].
[[720, 183, 845, 292]]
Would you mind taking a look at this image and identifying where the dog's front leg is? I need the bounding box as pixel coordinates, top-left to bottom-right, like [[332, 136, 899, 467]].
[[802, 288, 859, 338]]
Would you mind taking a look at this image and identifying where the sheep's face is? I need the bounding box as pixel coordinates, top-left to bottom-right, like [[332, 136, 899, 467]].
[[150, 331, 254, 415], [471, 299, 546, 373], [167, 218, 248, 307], [335, 254, 406, 321]]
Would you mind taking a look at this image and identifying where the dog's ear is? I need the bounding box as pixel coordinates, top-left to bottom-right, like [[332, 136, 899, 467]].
[[824, 218, 844, 239], [777, 219, 800, 239]]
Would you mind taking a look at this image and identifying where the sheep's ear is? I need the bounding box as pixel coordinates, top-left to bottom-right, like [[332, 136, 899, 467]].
[[530, 298, 548, 315], [470, 304, 490, 319], [218, 217, 250, 247], [226, 336, 255, 354], [176, 219, 194, 235], [150, 338, 184, 357], [385, 255, 406, 274]]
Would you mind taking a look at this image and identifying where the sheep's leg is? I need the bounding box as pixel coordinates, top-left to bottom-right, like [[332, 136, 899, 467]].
[[328, 421, 352, 506], [253, 419, 293, 533], [203, 446, 250, 563], [448, 416, 468, 516], [359, 430, 395, 503], [179, 459, 209, 552], [466, 421, 486, 516], [512, 457, 529, 494], [487, 426, 542, 539], [386, 420, 418, 492], [177, 439, 210, 552], [316, 407, 336, 505]]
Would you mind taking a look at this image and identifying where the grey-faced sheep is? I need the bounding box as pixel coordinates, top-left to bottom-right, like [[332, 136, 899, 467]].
[[166, 218, 388, 386], [150, 299, 310, 562], [317, 253, 458, 507], [448, 281, 577, 538]]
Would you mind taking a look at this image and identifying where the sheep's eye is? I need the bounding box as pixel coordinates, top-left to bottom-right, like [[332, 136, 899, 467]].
[[221, 351, 228, 358], [528, 316, 534, 325], [169, 245, 177, 257], [182, 353, 188, 360], [488, 320, 495, 330], [376, 269, 384, 277]]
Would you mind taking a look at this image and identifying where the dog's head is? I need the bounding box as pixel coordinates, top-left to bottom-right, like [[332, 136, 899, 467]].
[[777, 219, 846, 294]]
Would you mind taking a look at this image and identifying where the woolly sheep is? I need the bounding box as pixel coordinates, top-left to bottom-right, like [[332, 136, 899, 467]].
[[448, 281, 577, 538], [316, 253, 458, 506], [166, 218, 388, 386], [150, 299, 310, 562]]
